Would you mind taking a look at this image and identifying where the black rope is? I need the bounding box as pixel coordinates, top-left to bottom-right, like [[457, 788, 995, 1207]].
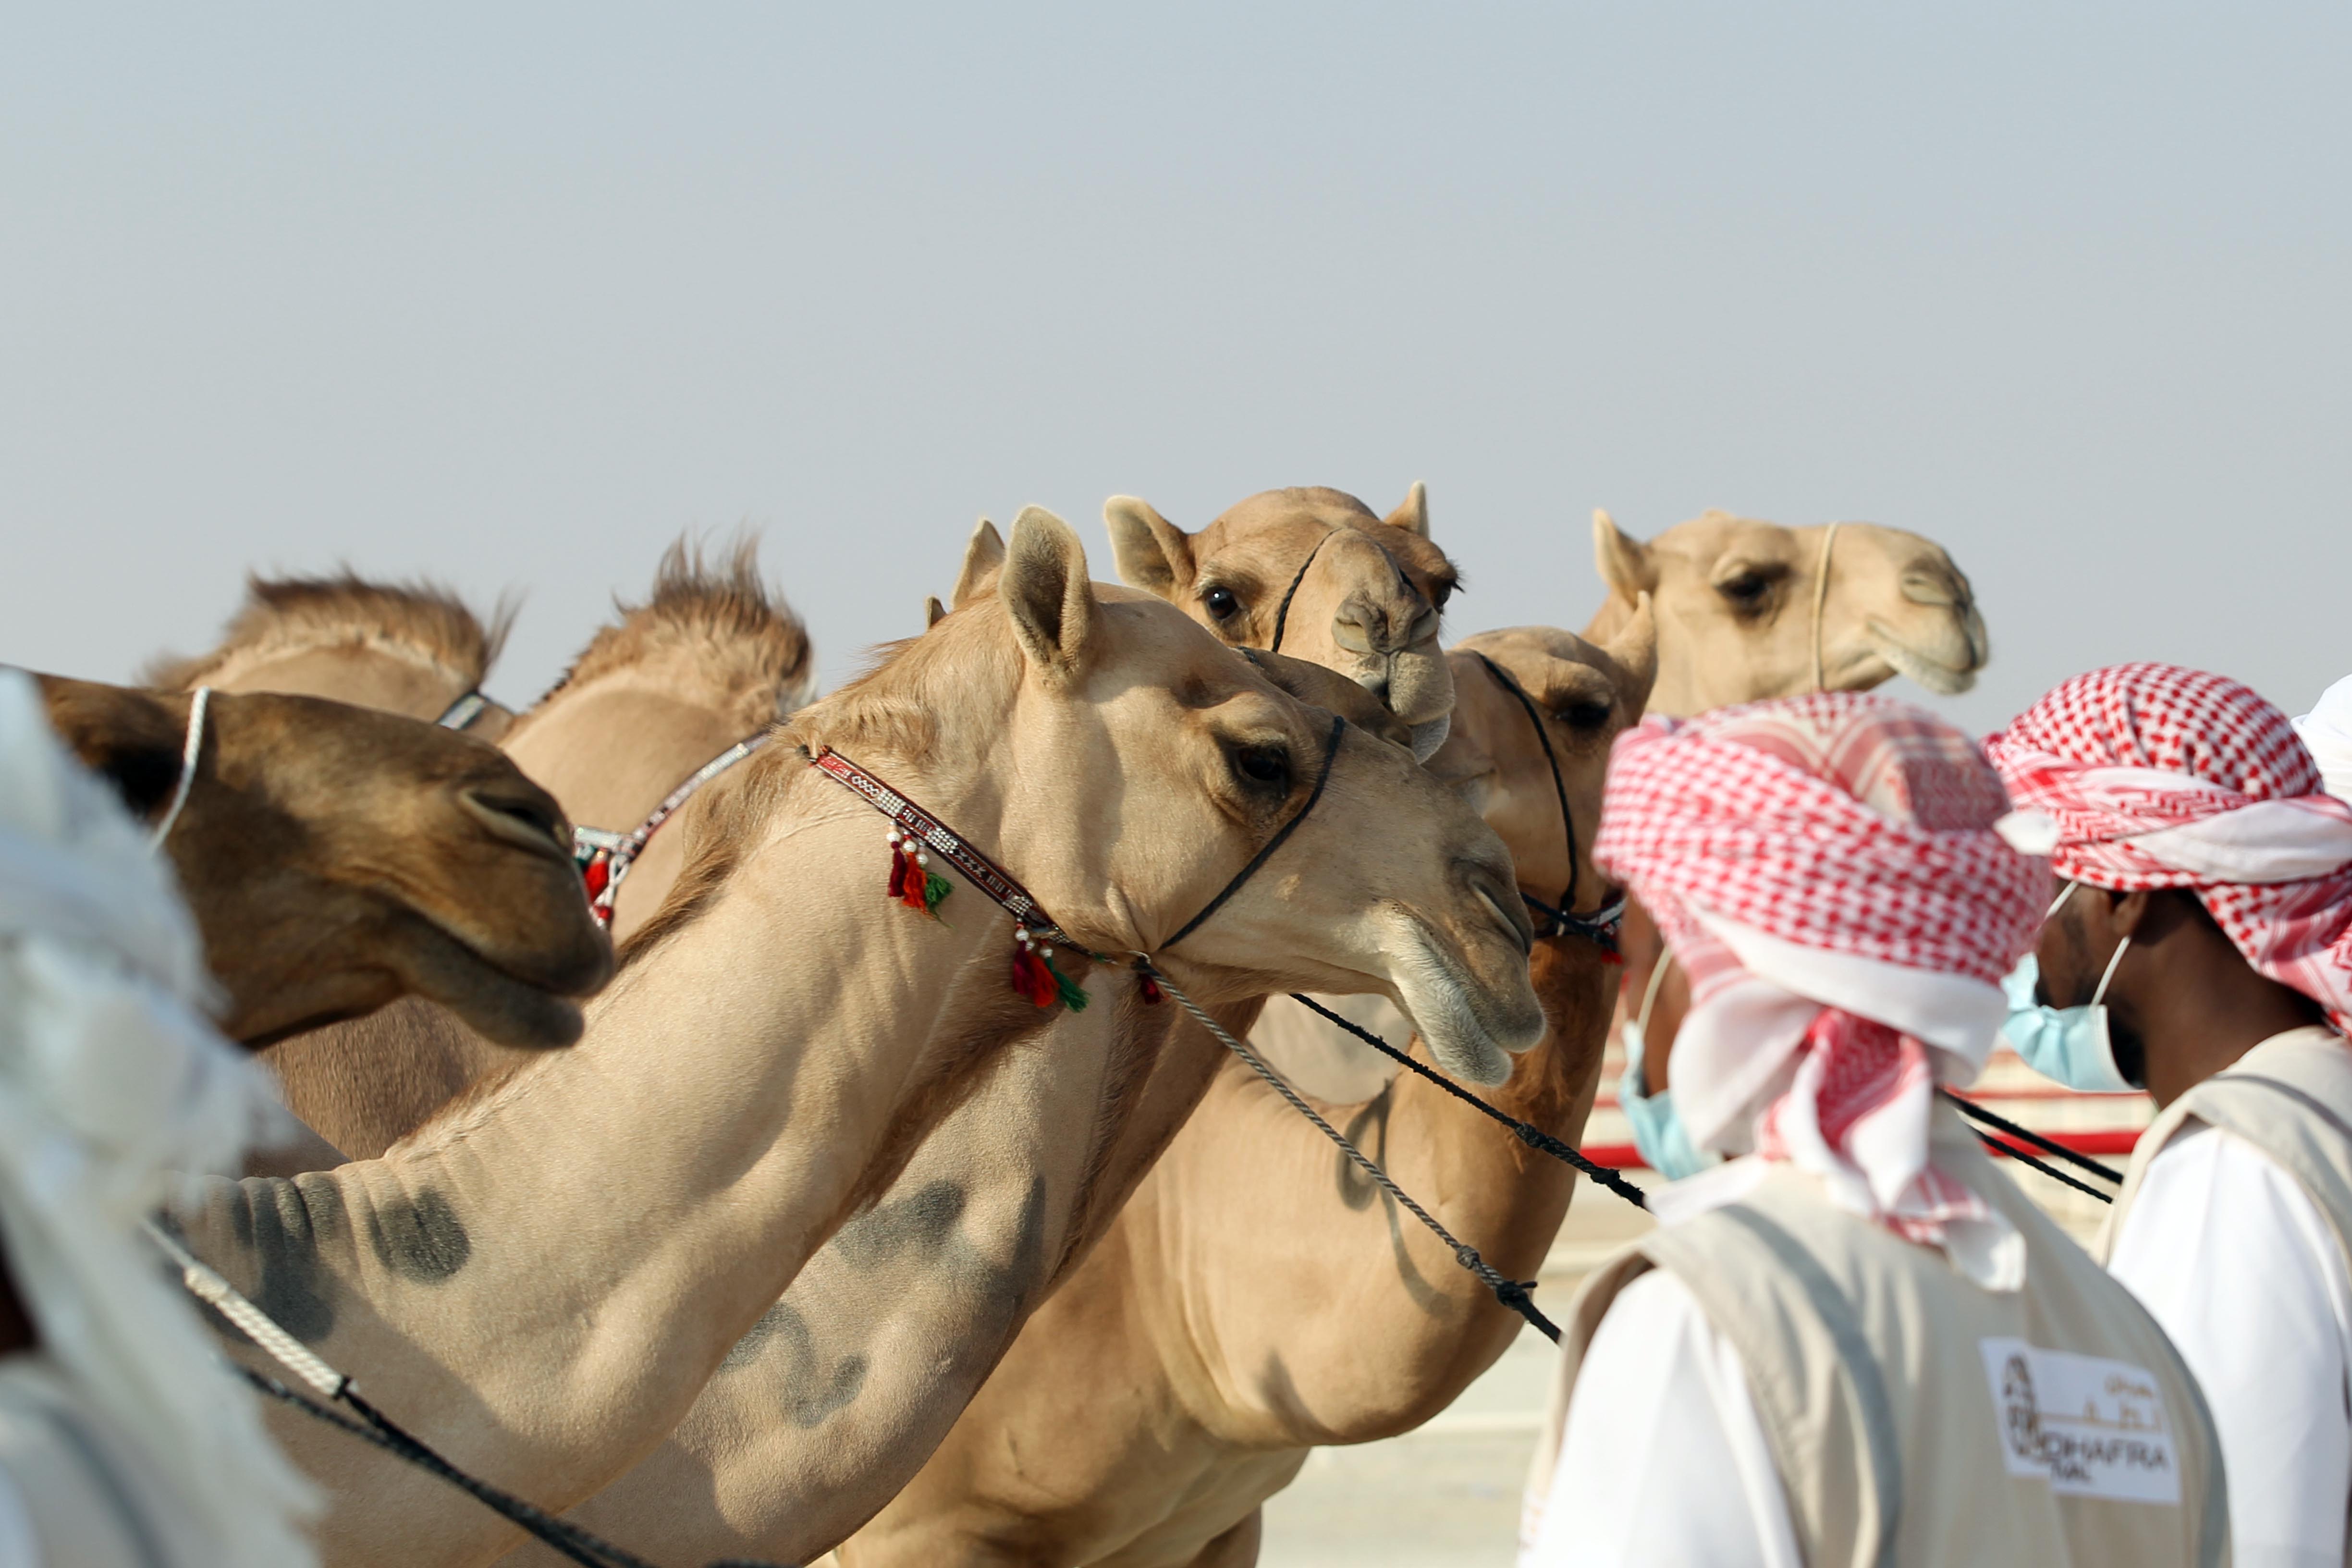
[[1263, 531, 1332, 654], [1941, 1088, 2124, 1184], [1287, 994, 1651, 1212], [1163, 712, 1346, 948], [1465, 652, 1625, 954], [238, 1368, 790, 1568], [1964, 1129, 2117, 1203]]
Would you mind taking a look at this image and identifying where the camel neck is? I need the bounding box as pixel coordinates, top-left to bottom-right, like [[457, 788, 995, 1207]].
[[181, 762, 1066, 1556]]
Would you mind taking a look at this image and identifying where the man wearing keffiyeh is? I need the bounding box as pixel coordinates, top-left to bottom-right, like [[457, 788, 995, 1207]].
[[1987, 662, 2352, 1568], [1519, 691, 2224, 1568]]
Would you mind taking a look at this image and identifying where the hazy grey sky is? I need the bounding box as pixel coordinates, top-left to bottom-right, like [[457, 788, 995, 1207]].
[[5, 4, 2346, 735]]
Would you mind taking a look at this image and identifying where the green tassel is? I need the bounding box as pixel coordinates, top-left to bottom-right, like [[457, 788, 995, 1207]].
[[1042, 951, 1090, 1012], [923, 872, 953, 917]]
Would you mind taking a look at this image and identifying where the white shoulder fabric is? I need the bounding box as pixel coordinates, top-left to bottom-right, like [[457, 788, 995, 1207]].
[[2297, 674, 2352, 806]]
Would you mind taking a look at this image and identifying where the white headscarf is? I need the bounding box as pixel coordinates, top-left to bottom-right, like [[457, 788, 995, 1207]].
[[0, 671, 318, 1567], [2298, 674, 2352, 806]]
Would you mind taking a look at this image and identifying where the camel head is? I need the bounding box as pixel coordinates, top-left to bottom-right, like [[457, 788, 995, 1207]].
[[812, 507, 1543, 1083], [32, 675, 612, 1049], [1586, 509, 1988, 718], [1102, 485, 1459, 763], [147, 572, 520, 739], [1432, 603, 1658, 910]]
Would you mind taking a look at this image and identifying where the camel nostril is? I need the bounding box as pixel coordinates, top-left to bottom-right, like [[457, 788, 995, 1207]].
[[462, 788, 572, 859], [1331, 615, 1376, 656]]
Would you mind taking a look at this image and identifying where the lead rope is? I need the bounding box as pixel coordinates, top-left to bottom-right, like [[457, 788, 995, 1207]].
[[1465, 652, 1624, 953], [1139, 966, 1562, 1342], [147, 687, 209, 851], [142, 1221, 788, 1568]]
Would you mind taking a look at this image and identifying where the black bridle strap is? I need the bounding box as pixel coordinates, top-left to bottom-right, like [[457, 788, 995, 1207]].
[[1469, 651, 1622, 951], [1264, 530, 1333, 654], [1163, 711, 1346, 948]]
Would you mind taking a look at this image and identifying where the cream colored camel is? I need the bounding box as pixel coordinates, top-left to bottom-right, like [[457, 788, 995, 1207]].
[[1107, 485, 1458, 760], [492, 533, 1430, 1568], [833, 614, 1655, 1568], [1584, 507, 1986, 719], [30, 674, 607, 1048], [1584, 507, 1990, 1102], [253, 539, 814, 1158], [174, 510, 1544, 1568], [149, 572, 519, 737]]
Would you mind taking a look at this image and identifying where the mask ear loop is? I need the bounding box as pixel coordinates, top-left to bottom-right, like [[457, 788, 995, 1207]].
[[2091, 934, 2132, 1010]]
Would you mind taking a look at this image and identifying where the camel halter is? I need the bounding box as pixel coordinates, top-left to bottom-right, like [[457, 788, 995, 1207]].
[[148, 687, 209, 852], [1262, 530, 1332, 655], [1810, 521, 1842, 694], [573, 733, 772, 927], [434, 690, 491, 731], [807, 711, 1347, 1012], [1467, 653, 1625, 957]]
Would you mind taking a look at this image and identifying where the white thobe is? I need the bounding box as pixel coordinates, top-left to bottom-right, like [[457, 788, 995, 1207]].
[[1519, 1268, 1801, 1568], [2109, 1123, 2352, 1568]]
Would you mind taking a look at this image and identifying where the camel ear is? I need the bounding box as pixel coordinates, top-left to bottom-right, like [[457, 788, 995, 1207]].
[[1103, 496, 1196, 602], [1384, 481, 1430, 538], [924, 596, 946, 628], [952, 517, 1007, 610], [1592, 509, 1658, 600], [1001, 507, 1097, 684], [1601, 591, 1660, 720]]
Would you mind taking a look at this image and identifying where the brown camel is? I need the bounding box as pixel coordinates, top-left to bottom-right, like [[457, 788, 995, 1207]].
[[1582, 507, 1992, 1107], [1106, 485, 1458, 760], [172, 509, 1544, 1568], [31, 674, 608, 1051], [148, 572, 519, 737], [252, 540, 816, 1159], [489, 528, 1433, 1567], [833, 612, 1655, 1568]]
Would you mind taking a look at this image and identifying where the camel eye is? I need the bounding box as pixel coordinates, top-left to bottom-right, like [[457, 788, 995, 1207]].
[[1556, 701, 1612, 730], [1231, 743, 1291, 790], [1719, 573, 1769, 604], [1202, 586, 1240, 621]]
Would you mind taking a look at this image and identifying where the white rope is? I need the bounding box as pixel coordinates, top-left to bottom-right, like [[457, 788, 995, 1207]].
[[140, 1220, 348, 1400], [148, 686, 209, 852], [1809, 524, 1841, 694]]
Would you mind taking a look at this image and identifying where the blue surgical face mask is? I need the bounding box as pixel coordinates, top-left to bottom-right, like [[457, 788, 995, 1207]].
[[1619, 1015, 1719, 1181], [1998, 884, 2136, 1092]]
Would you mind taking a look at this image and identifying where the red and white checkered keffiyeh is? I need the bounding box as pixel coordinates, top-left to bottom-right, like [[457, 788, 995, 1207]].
[[1986, 663, 2352, 1034], [1596, 692, 2047, 1264]]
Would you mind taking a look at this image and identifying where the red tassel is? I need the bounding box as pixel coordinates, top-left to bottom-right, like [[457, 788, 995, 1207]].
[[1139, 974, 1163, 1005], [886, 846, 908, 900], [900, 850, 931, 911], [581, 852, 611, 902], [1010, 945, 1057, 1008]]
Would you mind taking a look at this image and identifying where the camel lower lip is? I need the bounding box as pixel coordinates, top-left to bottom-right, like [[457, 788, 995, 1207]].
[[1864, 626, 1978, 696]]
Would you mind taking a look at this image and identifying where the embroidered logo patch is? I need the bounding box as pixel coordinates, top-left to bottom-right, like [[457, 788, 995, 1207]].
[[1979, 1338, 2180, 1505]]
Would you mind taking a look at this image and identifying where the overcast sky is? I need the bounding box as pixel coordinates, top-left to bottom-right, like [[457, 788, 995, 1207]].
[[5, 4, 2346, 736]]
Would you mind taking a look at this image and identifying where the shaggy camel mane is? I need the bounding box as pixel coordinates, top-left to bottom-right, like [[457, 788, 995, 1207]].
[[531, 537, 815, 717], [145, 571, 513, 690]]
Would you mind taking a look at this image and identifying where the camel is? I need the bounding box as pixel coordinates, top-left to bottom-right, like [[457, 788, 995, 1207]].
[[487, 529, 1431, 1567], [171, 509, 1545, 1568], [260, 542, 816, 1158], [30, 674, 608, 1050], [832, 612, 1654, 1568], [1582, 507, 1992, 1106], [148, 572, 519, 737], [1583, 506, 1986, 719], [1106, 485, 1458, 760]]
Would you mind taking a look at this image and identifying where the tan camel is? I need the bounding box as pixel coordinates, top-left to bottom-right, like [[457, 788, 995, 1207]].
[[1583, 507, 1991, 1106], [172, 509, 1544, 1568], [1584, 507, 1986, 719], [30, 674, 609, 1052], [148, 572, 519, 737], [491, 532, 1431, 1568], [254, 540, 816, 1158], [828, 613, 1655, 1568], [1106, 485, 1458, 760]]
